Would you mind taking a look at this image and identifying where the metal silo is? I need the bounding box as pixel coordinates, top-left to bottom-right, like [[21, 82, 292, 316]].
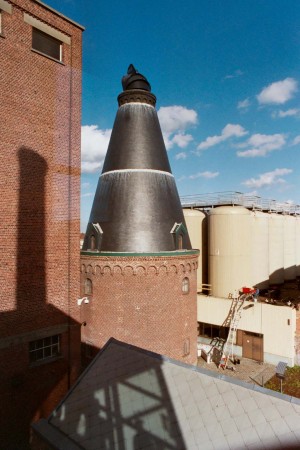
[[283, 214, 296, 280], [208, 206, 252, 298], [296, 215, 300, 277], [251, 211, 269, 289], [183, 208, 207, 291], [269, 213, 284, 285]]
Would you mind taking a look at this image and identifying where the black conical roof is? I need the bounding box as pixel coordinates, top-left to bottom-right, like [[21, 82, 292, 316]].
[[82, 66, 191, 253]]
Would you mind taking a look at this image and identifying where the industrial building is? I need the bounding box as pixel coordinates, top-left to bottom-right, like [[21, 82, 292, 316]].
[[182, 192, 300, 367], [0, 1, 83, 447]]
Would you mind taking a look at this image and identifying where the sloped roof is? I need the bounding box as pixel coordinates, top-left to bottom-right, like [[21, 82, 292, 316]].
[[32, 339, 300, 449]]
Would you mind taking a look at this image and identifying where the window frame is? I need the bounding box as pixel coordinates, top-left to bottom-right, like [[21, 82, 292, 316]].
[[29, 334, 61, 364], [84, 278, 93, 295], [31, 27, 63, 63], [182, 277, 190, 294]]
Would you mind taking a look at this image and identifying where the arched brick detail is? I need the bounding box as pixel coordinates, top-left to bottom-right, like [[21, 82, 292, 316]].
[[158, 265, 167, 275], [135, 265, 146, 275], [103, 265, 112, 275], [113, 265, 123, 275], [86, 264, 94, 275], [123, 265, 134, 276], [147, 265, 158, 275], [95, 265, 102, 275], [169, 264, 178, 273], [81, 264, 86, 273], [179, 264, 185, 273]]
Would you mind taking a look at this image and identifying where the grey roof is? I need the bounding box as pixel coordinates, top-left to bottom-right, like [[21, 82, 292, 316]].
[[33, 340, 300, 450]]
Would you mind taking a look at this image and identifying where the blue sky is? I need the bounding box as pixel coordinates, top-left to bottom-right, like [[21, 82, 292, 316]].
[[47, 0, 300, 231]]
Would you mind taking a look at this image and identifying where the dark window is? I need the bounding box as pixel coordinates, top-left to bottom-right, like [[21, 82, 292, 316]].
[[198, 322, 229, 340], [29, 335, 61, 363], [85, 278, 92, 295], [32, 28, 61, 61]]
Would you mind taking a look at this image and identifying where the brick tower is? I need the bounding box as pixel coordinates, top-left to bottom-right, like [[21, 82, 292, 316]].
[[81, 65, 198, 364]]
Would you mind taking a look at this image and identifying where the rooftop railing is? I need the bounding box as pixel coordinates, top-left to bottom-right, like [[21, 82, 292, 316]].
[[180, 191, 300, 215]]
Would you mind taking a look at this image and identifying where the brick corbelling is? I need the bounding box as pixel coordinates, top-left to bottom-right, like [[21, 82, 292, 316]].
[[81, 254, 198, 276]]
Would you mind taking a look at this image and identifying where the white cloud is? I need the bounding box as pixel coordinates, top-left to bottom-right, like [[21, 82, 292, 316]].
[[158, 106, 198, 133], [277, 108, 300, 118], [237, 98, 251, 110], [292, 135, 300, 145], [242, 168, 292, 189], [81, 125, 112, 173], [257, 78, 298, 105], [224, 69, 244, 80], [81, 192, 93, 198], [175, 152, 187, 160], [198, 124, 247, 150], [81, 182, 90, 188], [158, 105, 197, 150], [237, 133, 286, 157], [172, 133, 193, 148], [189, 171, 219, 179]]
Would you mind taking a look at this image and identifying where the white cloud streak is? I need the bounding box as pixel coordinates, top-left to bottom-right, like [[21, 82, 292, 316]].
[[243, 168, 292, 189], [292, 135, 300, 145], [224, 69, 243, 80], [257, 78, 298, 105], [81, 125, 112, 173], [158, 105, 197, 150], [189, 171, 219, 179], [277, 108, 300, 118], [237, 133, 286, 157], [175, 152, 187, 160], [198, 124, 247, 150], [237, 98, 251, 110]]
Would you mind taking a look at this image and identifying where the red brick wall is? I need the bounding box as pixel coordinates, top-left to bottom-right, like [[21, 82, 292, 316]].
[[80, 254, 199, 366], [0, 1, 82, 447]]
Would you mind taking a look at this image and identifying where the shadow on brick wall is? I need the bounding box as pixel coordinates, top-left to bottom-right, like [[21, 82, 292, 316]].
[[0, 147, 81, 449]]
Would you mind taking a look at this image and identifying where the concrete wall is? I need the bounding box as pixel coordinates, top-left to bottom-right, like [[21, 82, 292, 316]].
[[197, 295, 296, 365]]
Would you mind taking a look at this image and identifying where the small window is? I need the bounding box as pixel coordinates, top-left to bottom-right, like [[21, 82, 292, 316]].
[[29, 335, 61, 363], [85, 278, 92, 295], [178, 234, 183, 250], [182, 277, 190, 294], [90, 235, 96, 251], [32, 28, 62, 61], [183, 338, 190, 356]]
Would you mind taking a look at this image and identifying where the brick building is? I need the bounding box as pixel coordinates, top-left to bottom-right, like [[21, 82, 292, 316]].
[[80, 65, 199, 366], [0, 1, 83, 447]]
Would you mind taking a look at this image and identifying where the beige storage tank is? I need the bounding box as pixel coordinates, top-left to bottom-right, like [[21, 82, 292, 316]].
[[296, 215, 300, 277], [251, 211, 269, 289], [269, 213, 284, 285], [183, 208, 207, 291], [208, 206, 252, 298], [283, 214, 296, 280]]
